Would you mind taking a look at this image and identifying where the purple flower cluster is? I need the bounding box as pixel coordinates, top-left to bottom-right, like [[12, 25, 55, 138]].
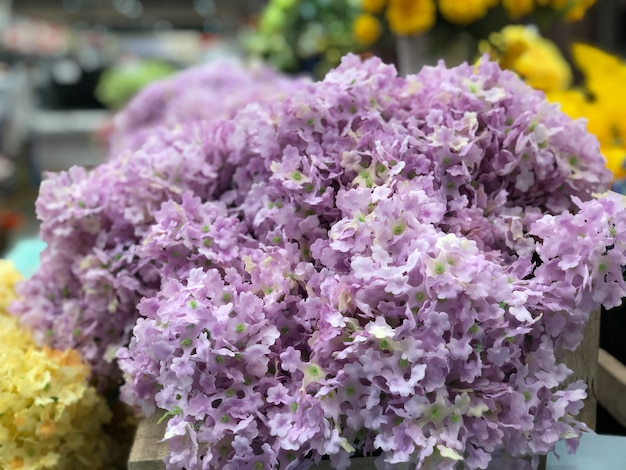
[[11, 61, 308, 389], [15, 53, 626, 469], [116, 55, 619, 469], [109, 58, 308, 155]]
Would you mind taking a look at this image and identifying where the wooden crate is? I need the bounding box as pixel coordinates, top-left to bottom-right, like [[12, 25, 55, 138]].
[[597, 348, 626, 428]]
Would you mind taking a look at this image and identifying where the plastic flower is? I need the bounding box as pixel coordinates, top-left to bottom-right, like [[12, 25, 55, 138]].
[[483, 25, 572, 93], [0, 259, 22, 310], [109, 58, 307, 155], [10, 60, 307, 391], [386, 0, 436, 35], [109, 54, 619, 469], [438, 0, 497, 25], [353, 13, 382, 45], [0, 261, 115, 470]]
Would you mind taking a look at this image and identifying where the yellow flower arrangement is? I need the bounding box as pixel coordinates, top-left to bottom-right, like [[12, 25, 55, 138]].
[[438, 0, 498, 25], [354, 0, 596, 40], [0, 260, 116, 470], [481, 25, 572, 93], [385, 0, 437, 35], [502, 0, 596, 21], [0, 259, 21, 311]]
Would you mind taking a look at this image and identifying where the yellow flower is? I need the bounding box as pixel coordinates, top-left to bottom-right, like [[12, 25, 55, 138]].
[[0, 261, 116, 470], [438, 0, 497, 25], [501, 0, 534, 19], [353, 13, 382, 45], [601, 146, 626, 180], [487, 25, 571, 93], [386, 0, 436, 35], [513, 42, 571, 92], [362, 0, 387, 13], [0, 260, 22, 311]]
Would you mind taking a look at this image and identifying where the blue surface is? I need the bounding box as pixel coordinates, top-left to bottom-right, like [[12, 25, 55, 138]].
[[5, 237, 46, 278], [547, 433, 626, 469]]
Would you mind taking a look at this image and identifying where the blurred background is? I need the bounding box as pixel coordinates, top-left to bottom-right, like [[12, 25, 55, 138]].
[[0, 0, 625, 438]]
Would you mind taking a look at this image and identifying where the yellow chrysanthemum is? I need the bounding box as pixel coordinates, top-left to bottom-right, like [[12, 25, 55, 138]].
[[437, 0, 496, 25], [486, 25, 572, 93], [362, 0, 387, 13], [0, 260, 22, 311], [353, 13, 382, 45], [386, 0, 436, 35], [0, 261, 115, 470], [513, 42, 571, 92]]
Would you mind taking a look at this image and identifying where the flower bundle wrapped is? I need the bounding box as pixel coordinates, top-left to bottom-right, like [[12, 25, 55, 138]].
[[12, 52, 626, 468], [0, 261, 115, 470], [107, 54, 621, 469]]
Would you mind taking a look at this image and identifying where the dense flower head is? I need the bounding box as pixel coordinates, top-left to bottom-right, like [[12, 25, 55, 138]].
[[385, 0, 436, 35], [11, 49, 622, 468], [110, 54, 623, 469], [109, 58, 309, 155], [11, 63, 308, 390], [0, 261, 115, 470]]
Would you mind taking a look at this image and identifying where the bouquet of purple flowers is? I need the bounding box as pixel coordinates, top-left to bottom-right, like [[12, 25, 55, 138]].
[[13, 54, 626, 469]]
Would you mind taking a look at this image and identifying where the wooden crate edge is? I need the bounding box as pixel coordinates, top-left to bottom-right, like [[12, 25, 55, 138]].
[[596, 348, 626, 428]]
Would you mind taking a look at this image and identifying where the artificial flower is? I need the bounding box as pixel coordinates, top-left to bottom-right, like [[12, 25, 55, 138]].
[[10, 59, 308, 391], [81, 53, 616, 469], [1, 261, 115, 470], [483, 25, 572, 93], [353, 13, 383, 45], [385, 0, 436, 35], [109, 58, 307, 155], [0, 259, 21, 310], [438, 0, 497, 25]]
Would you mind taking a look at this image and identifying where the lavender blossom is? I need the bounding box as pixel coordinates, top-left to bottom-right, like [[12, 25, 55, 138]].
[[109, 59, 309, 155], [15, 52, 626, 468]]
